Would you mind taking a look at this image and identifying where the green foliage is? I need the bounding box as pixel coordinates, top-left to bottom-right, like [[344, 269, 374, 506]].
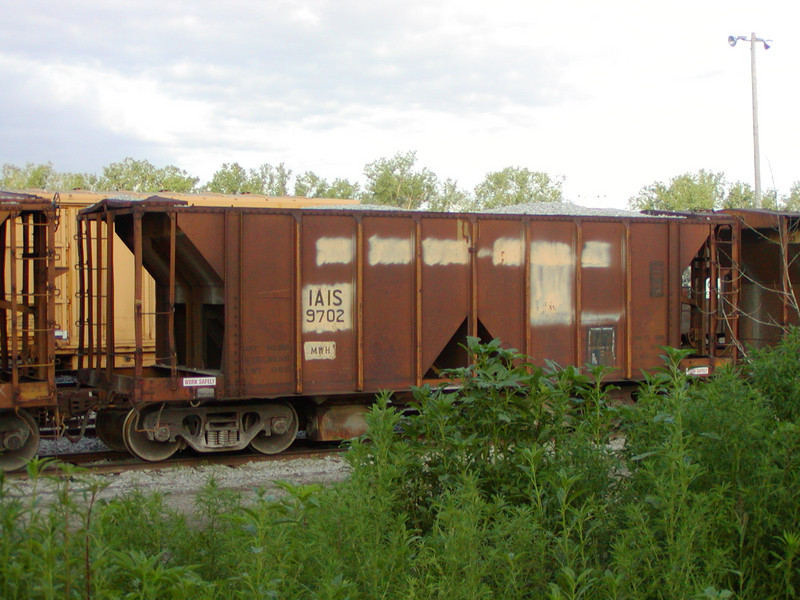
[[747, 327, 800, 422], [428, 178, 473, 212], [628, 169, 726, 211], [204, 162, 291, 195], [473, 166, 564, 209], [325, 177, 361, 200], [616, 345, 800, 598], [251, 163, 292, 196], [204, 162, 249, 194], [362, 150, 439, 209], [1, 162, 100, 191], [784, 181, 800, 211], [723, 180, 779, 209], [99, 157, 199, 193], [294, 171, 360, 199], [628, 169, 787, 212], [5, 340, 800, 599], [6, 158, 800, 214]]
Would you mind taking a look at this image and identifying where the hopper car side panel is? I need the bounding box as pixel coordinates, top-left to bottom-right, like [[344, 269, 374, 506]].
[[81, 202, 735, 402], [628, 222, 671, 369], [362, 216, 416, 389], [476, 218, 526, 357], [299, 214, 359, 394], [419, 217, 472, 379], [578, 221, 627, 374], [525, 219, 579, 368]]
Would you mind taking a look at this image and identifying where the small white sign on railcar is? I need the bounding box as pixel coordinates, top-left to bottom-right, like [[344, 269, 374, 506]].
[[182, 377, 218, 387], [304, 341, 336, 361], [685, 366, 710, 376]]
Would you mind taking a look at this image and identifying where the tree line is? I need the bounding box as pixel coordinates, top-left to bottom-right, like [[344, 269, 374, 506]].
[[2, 154, 799, 211], [628, 168, 800, 212], [0, 153, 563, 212]]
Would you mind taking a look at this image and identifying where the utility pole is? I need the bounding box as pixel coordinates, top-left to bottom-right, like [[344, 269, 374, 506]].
[[728, 32, 770, 208]]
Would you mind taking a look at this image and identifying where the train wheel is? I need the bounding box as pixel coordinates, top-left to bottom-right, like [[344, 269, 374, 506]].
[[95, 409, 129, 451], [0, 409, 40, 472], [121, 409, 181, 462], [249, 402, 299, 454]]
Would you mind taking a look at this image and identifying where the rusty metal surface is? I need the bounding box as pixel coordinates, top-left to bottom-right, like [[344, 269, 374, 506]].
[[306, 404, 369, 442], [0, 193, 57, 410], [728, 210, 800, 347], [76, 201, 742, 414]]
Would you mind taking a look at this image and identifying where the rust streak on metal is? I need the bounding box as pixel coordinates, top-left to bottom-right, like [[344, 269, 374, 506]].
[[625, 222, 632, 379], [238, 211, 244, 397], [105, 211, 115, 379], [95, 213, 104, 372], [0, 221, 7, 373], [294, 215, 303, 394], [668, 222, 680, 347], [356, 216, 364, 391], [710, 224, 719, 358], [168, 212, 177, 381], [9, 211, 18, 401], [45, 208, 57, 395], [469, 218, 478, 339], [133, 212, 143, 396], [523, 218, 531, 361], [414, 217, 422, 386], [574, 222, 582, 367], [780, 215, 790, 328], [85, 218, 94, 369]]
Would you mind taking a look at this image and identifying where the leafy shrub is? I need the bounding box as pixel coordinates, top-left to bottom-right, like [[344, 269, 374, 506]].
[[746, 326, 800, 422], [4, 337, 800, 598]]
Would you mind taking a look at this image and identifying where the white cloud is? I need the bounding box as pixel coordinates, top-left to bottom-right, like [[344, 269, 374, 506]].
[[1, 0, 799, 206]]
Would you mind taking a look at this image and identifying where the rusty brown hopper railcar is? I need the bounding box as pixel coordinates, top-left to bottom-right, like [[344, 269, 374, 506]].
[[75, 198, 740, 462], [0, 192, 58, 471]]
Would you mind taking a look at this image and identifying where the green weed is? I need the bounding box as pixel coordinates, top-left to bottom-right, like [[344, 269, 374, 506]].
[[2, 335, 800, 598]]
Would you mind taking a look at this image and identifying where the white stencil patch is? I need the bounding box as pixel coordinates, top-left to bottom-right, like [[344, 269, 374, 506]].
[[302, 283, 353, 333], [368, 235, 413, 266], [530, 241, 575, 326], [316, 237, 354, 266], [581, 241, 612, 268], [422, 238, 468, 266], [581, 312, 622, 325], [489, 237, 522, 266]]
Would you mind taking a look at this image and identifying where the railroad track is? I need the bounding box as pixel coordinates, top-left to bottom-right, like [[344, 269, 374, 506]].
[[7, 441, 347, 478]]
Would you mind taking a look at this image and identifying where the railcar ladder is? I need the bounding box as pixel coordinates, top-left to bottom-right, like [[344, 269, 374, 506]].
[[0, 210, 58, 403], [75, 212, 114, 376], [689, 223, 739, 360]]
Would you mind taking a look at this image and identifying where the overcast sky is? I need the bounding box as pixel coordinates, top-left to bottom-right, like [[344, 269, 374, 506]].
[[1, 1, 797, 208]]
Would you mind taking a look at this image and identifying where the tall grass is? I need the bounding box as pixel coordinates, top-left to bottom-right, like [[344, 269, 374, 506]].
[[1, 335, 799, 598]]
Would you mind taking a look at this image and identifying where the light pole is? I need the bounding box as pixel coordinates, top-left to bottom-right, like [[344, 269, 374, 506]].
[[728, 32, 770, 208]]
